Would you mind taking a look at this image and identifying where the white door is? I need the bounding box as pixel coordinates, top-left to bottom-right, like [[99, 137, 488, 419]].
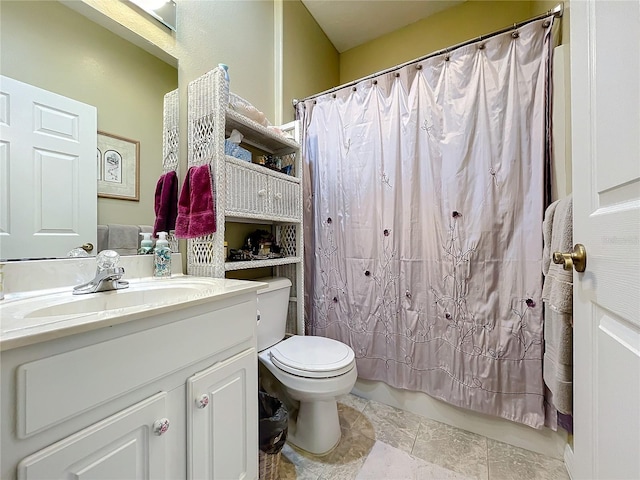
[[17, 392, 170, 480], [0, 76, 97, 260], [186, 348, 258, 480], [571, 1, 640, 479]]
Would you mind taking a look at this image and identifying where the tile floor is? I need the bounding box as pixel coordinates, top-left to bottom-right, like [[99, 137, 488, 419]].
[[276, 394, 570, 480]]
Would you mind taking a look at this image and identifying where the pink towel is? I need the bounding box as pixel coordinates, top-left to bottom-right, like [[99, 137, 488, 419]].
[[153, 171, 178, 237], [174, 165, 216, 239]]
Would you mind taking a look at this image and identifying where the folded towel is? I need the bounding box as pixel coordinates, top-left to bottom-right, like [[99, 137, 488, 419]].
[[542, 195, 573, 313], [543, 306, 573, 414], [97, 225, 109, 253], [175, 165, 216, 239], [107, 224, 139, 255], [153, 171, 178, 237], [542, 195, 574, 415]]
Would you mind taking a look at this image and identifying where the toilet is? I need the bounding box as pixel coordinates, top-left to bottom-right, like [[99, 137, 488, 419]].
[[256, 277, 357, 455]]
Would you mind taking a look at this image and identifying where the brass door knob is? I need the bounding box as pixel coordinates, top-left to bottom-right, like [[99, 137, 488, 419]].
[[553, 243, 587, 272], [81, 243, 94, 253]]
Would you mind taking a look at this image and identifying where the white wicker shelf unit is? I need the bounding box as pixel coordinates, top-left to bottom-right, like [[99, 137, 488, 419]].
[[162, 89, 179, 253], [187, 67, 304, 336]]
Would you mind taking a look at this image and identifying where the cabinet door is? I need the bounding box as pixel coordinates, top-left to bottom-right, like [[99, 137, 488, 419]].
[[17, 392, 170, 480], [187, 348, 258, 480], [268, 176, 300, 221], [226, 161, 269, 217]]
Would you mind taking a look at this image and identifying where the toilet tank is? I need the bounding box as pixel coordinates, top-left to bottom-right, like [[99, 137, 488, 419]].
[[256, 277, 292, 352]]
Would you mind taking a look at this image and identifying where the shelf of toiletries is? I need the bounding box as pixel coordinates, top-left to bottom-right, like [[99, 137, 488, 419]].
[[224, 256, 302, 272], [225, 108, 299, 156]]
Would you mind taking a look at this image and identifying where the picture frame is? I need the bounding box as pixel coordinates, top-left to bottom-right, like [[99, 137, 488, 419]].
[[97, 131, 140, 201]]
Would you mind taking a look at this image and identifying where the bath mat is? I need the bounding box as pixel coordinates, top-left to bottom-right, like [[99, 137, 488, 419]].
[[355, 441, 473, 480]]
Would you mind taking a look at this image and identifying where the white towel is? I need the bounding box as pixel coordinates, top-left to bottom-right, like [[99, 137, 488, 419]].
[[97, 225, 109, 254], [542, 195, 573, 314], [107, 224, 139, 255], [542, 195, 573, 415]]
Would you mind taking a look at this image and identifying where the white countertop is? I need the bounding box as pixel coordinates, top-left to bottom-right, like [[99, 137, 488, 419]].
[[0, 264, 265, 352]]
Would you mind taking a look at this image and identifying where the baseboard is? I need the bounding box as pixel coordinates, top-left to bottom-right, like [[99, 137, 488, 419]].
[[352, 378, 568, 459], [564, 443, 574, 479]]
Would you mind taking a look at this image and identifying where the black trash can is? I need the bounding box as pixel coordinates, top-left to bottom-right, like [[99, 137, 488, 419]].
[[258, 391, 288, 480]]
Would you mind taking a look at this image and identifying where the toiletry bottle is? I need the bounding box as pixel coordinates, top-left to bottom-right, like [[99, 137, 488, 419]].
[[139, 232, 153, 255], [218, 63, 230, 103], [154, 232, 171, 278]]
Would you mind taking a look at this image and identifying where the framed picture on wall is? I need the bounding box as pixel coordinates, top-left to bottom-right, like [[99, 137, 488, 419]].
[[97, 131, 140, 201]]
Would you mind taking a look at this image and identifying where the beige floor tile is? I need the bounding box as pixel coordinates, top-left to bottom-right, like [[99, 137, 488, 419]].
[[337, 393, 369, 412], [317, 427, 377, 480], [356, 440, 474, 480], [351, 399, 423, 454], [411, 418, 489, 480], [279, 443, 326, 480], [486, 439, 569, 480], [338, 401, 365, 431]]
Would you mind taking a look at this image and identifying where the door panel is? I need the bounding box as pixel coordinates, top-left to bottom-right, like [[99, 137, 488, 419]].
[[187, 348, 258, 480], [17, 392, 169, 480], [571, 1, 640, 478], [0, 75, 97, 260]]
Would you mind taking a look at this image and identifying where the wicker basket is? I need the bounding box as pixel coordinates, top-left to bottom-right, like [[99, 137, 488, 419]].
[[258, 450, 281, 480]]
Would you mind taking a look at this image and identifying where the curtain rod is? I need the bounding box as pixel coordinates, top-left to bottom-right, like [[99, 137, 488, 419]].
[[292, 3, 562, 106]]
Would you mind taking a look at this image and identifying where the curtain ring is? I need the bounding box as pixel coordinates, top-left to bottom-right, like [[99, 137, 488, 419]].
[[313, 100, 317, 105], [416, 64, 422, 70], [332, 93, 336, 98], [542, 20, 551, 28], [394, 72, 400, 77], [478, 43, 485, 50], [373, 80, 378, 85], [511, 31, 520, 39], [352, 86, 357, 92], [444, 55, 450, 62]]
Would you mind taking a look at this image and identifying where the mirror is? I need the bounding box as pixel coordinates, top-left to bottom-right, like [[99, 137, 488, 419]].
[[129, 0, 177, 32], [0, 0, 178, 259]]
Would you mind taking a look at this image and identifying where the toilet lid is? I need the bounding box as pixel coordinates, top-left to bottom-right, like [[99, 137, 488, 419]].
[[269, 336, 355, 378]]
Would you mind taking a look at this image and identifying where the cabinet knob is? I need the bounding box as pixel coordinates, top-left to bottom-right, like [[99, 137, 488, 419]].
[[153, 418, 170, 436], [258, 189, 267, 197], [196, 394, 210, 409], [274, 192, 283, 200]]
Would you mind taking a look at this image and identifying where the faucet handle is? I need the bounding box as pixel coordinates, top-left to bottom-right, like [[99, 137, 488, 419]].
[[96, 250, 120, 270]]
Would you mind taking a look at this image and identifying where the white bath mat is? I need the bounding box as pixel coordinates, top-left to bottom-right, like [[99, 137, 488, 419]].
[[355, 441, 473, 480]]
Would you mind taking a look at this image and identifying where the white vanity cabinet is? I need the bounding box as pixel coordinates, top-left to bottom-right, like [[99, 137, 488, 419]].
[[0, 286, 260, 480], [187, 349, 257, 480], [17, 392, 170, 479]]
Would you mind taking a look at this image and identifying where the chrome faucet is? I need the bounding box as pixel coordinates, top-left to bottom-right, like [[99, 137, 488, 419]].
[[73, 250, 129, 295]]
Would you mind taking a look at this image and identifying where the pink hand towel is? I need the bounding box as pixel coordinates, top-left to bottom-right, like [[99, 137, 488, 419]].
[[153, 171, 178, 236], [175, 165, 216, 239]]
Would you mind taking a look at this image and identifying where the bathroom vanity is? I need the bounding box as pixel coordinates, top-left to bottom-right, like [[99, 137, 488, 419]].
[[0, 258, 262, 480]]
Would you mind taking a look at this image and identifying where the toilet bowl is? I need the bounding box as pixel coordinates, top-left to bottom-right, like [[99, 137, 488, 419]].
[[256, 277, 357, 455]]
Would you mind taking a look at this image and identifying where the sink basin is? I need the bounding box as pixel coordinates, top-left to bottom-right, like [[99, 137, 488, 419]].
[[0, 275, 265, 351], [25, 284, 204, 318]]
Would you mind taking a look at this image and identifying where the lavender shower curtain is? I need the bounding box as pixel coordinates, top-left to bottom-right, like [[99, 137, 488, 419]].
[[298, 18, 554, 428]]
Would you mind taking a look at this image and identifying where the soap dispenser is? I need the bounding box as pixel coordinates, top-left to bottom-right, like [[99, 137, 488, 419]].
[[154, 232, 171, 278], [139, 232, 153, 255]]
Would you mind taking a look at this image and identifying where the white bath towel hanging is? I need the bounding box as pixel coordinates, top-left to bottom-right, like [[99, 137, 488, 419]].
[[542, 195, 573, 415]]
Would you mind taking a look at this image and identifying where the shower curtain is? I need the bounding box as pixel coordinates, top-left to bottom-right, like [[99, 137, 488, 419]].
[[298, 17, 554, 428]]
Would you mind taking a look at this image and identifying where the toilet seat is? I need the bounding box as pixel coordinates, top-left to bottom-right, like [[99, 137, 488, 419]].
[[269, 336, 355, 378]]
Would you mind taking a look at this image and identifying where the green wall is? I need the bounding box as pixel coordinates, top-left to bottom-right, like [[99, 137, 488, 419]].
[[282, 0, 340, 122], [339, 1, 535, 83]]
